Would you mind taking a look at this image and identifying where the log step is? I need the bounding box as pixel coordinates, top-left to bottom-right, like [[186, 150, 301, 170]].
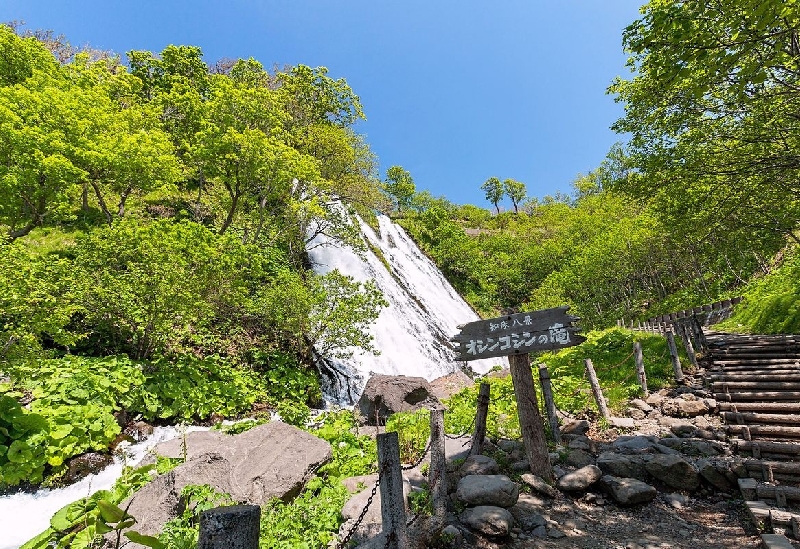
[[726, 424, 800, 439], [735, 440, 800, 457], [720, 402, 800, 413], [713, 382, 800, 391], [710, 373, 800, 382], [721, 411, 800, 425], [716, 391, 800, 402]]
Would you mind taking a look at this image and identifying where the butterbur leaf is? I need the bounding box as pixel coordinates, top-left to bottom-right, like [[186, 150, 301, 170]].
[[19, 528, 54, 549], [50, 498, 91, 531], [97, 500, 128, 523], [94, 518, 113, 535], [125, 531, 166, 549]]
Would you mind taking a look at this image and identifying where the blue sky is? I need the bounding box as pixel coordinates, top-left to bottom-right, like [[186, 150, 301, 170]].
[[2, 1, 643, 209]]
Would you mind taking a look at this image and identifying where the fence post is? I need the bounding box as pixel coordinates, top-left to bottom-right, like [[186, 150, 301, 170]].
[[376, 432, 408, 547], [666, 328, 684, 383], [538, 363, 561, 445], [584, 359, 610, 420], [198, 505, 260, 549], [469, 383, 490, 457], [678, 322, 698, 369], [633, 342, 649, 397], [429, 408, 447, 527]]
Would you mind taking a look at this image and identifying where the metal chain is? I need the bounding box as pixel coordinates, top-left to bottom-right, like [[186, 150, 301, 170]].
[[444, 415, 476, 440], [405, 451, 444, 527], [336, 466, 384, 549], [401, 438, 432, 471]]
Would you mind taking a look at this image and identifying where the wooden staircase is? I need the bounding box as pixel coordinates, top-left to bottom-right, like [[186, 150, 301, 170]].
[[705, 331, 800, 547]]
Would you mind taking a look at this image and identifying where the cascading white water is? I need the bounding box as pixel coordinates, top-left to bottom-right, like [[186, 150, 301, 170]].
[[0, 426, 208, 549], [309, 213, 506, 402]]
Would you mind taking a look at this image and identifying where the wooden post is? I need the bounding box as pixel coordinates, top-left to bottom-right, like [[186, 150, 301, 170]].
[[469, 383, 490, 457], [198, 505, 260, 549], [633, 341, 649, 397], [429, 409, 447, 527], [678, 322, 698, 369], [538, 363, 561, 445], [377, 432, 408, 548], [584, 359, 610, 420], [666, 329, 684, 383], [509, 353, 553, 482]]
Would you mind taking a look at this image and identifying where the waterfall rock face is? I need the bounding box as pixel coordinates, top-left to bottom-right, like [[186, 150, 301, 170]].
[[308, 214, 505, 402]]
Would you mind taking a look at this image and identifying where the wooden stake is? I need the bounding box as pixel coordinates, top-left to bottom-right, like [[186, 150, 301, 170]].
[[469, 383, 490, 457], [509, 353, 553, 482], [666, 329, 684, 383], [633, 341, 649, 397], [584, 359, 610, 420], [429, 409, 447, 527], [377, 432, 408, 548], [538, 363, 561, 444], [198, 505, 260, 549], [678, 323, 698, 368]]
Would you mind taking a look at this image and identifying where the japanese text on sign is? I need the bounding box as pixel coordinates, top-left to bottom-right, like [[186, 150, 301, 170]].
[[464, 323, 571, 356]]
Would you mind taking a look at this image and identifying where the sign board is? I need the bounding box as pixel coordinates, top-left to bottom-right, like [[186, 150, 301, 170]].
[[451, 305, 585, 361]]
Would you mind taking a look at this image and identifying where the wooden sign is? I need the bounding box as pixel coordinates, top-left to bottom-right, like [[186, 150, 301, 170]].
[[451, 305, 585, 361]]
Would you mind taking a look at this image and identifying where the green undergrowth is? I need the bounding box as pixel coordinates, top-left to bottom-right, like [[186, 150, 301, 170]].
[[0, 353, 310, 487], [717, 244, 800, 334]]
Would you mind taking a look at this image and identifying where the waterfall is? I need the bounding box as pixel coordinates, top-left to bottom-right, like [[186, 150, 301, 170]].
[[309, 213, 506, 402]]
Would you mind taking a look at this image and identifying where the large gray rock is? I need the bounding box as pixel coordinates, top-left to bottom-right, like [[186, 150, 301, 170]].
[[645, 454, 700, 491], [456, 475, 519, 508], [357, 374, 439, 425], [561, 419, 591, 436], [459, 506, 514, 537], [596, 452, 648, 481], [122, 422, 332, 539], [341, 475, 411, 524], [599, 475, 657, 505], [557, 465, 602, 492], [460, 454, 499, 476], [697, 459, 735, 492], [662, 398, 708, 418]]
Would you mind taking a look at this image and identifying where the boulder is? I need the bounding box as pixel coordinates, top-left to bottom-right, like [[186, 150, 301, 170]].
[[357, 375, 439, 425], [459, 506, 514, 537], [429, 370, 474, 400], [599, 475, 657, 505], [612, 436, 660, 455], [64, 452, 114, 484], [520, 473, 558, 498], [662, 398, 708, 418], [630, 399, 653, 413], [460, 455, 499, 476], [557, 465, 602, 492], [565, 449, 595, 468], [645, 454, 700, 491], [697, 459, 735, 492], [122, 422, 332, 539], [456, 475, 519, 508], [341, 475, 411, 524], [609, 417, 636, 429], [561, 419, 591, 436], [596, 452, 647, 481]]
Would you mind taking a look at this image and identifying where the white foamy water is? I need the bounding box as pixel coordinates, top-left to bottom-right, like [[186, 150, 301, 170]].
[[310, 213, 506, 401], [0, 426, 208, 549]]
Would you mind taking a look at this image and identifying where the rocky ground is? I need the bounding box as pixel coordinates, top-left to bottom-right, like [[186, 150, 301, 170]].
[[346, 373, 800, 548]]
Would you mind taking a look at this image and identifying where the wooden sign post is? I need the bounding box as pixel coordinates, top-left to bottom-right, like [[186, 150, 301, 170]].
[[452, 306, 584, 482]]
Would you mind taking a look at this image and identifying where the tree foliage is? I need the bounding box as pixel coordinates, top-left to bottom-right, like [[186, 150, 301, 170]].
[[609, 0, 800, 243]]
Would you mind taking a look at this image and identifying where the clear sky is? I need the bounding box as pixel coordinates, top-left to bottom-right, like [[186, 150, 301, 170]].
[[1, 1, 643, 209]]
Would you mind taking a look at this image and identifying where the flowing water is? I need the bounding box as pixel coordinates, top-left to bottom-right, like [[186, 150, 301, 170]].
[[0, 426, 208, 549], [3, 213, 504, 546], [309, 213, 506, 402]]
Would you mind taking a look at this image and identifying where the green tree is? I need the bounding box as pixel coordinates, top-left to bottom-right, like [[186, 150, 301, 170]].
[[383, 165, 416, 214], [481, 177, 504, 214], [609, 0, 800, 243], [503, 178, 526, 213]]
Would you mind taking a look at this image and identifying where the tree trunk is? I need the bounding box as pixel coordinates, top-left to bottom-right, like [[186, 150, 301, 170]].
[[90, 180, 113, 225], [118, 186, 133, 217]]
